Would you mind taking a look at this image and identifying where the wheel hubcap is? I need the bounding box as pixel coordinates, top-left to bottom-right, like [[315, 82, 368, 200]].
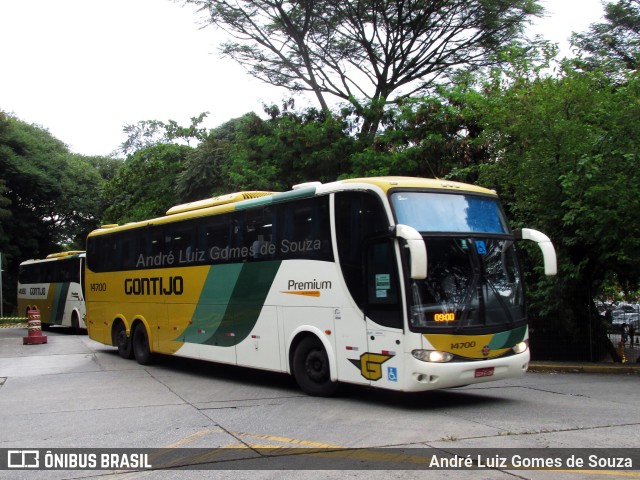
[[306, 350, 326, 382]]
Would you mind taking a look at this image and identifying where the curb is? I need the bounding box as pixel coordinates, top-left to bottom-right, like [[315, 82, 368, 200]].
[[529, 362, 640, 374]]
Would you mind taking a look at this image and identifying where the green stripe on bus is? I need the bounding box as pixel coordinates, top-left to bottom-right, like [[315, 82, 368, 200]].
[[176, 261, 282, 347], [234, 187, 317, 211], [234, 196, 274, 210], [488, 325, 527, 349], [271, 187, 317, 203], [178, 263, 243, 344], [205, 261, 281, 347], [49, 283, 70, 325]]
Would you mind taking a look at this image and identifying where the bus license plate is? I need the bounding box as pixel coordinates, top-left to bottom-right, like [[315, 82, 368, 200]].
[[474, 367, 494, 378]]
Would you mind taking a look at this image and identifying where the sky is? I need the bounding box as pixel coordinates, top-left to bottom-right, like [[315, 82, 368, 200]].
[[0, 0, 606, 157]]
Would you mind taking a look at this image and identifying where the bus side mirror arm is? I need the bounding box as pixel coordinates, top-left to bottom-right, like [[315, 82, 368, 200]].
[[514, 228, 557, 276], [394, 224, 427, 280]]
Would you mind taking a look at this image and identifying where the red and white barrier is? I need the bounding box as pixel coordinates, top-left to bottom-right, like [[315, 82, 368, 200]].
[[23, 309, 48, 345]]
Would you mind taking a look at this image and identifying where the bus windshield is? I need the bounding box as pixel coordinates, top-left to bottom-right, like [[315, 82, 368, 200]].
[[390, 191, 524, 332], [391, 191, 509, 233]]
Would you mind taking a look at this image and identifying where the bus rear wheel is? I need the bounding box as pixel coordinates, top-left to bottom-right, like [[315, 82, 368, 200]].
[[112, 322, 133, 359], [292, 336, 338, 397], [132, 324, 153, 365], [71, 312, 80, 335]]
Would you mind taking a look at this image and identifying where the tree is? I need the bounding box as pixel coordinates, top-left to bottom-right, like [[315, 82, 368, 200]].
[[0, 117, 102, 254], [186, 0, 542, 136], [571, 0, 640, 74], [119, 112, 209, 154], [175, 134, 232, 201], [0, 112, 110, 313], [347, 91, 487, 178], [455, 63, 640, 360], [57, 154, 114, 247], [224, 105, 357, 191], [102, 143, 192, 223]]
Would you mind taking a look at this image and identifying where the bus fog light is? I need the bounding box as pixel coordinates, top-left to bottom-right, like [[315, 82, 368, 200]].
[[512, 341, 528, 354], [412, 349, 453, 363]]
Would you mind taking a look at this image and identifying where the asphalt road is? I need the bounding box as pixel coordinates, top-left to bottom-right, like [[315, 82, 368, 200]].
[[0, 327, 638, 479]]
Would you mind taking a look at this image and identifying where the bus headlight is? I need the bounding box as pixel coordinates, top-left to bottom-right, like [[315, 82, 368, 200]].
[[412, 350, 453, 363], [512, 340, 528, 354]]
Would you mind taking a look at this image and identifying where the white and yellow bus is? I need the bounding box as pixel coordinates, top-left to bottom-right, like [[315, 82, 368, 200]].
[[17, 251, 87, 332], [85, 177, 556, 395]]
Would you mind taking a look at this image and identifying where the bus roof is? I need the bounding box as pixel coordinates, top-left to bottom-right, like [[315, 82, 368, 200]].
[[89, 176, 497, 236], [339, 176, 495, 195], [20, 251, 85, 266], [45, 251, 85, 259], [166, 191, 276, 215]]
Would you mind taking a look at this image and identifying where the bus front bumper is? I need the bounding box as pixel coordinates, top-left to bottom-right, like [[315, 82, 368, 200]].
[[403, 351, 530, 392]]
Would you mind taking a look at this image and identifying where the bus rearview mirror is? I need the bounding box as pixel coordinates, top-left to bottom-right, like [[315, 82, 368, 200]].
[[514, 228, 557, 276], [394, 224, 427, 280]]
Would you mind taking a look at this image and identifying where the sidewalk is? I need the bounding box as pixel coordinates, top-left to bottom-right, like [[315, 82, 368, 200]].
[[529, 361, 640, 374]]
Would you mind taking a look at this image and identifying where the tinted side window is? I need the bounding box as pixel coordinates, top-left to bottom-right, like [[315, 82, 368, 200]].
[[196, 213, 233, 264], [335, 191, 390, 307], [235, 207, 277, 262], [18, 258, 81, 283], [87, 196, 334, 272], [87, 234, 116, 272], [276, 196, 333, 261], [58, 258, 81, 283]]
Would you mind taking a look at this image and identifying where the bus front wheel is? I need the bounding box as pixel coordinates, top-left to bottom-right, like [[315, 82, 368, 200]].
[[292, 336, 338, 397], [112, 322, 133, 359], [132, 324, 153, 365]]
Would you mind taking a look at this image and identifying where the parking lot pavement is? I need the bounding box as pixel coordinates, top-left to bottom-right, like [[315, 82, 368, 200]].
[[1, 327, 639, 479]]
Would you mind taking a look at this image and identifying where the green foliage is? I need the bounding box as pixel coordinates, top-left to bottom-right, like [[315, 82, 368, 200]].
[[173, 114, 263, 202], [176, 136, 231, 202], [0, 113, 104, 252], [349, 94, 487, 179], [102, 143, 192, 223], [448, 62, 640, 358], [0, 111, 109, 313], [120, 112, 209, 155], [571, 0, 640, 74], [222, 106, 357, 191]]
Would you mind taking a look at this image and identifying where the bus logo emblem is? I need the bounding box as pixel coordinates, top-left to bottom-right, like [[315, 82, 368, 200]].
[[349, 352, 393, 381], [482, 345, 490, 356]]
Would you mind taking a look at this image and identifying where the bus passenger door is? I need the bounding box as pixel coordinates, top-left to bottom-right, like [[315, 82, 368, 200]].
[[333, 305, 370, 386], [363, 239, 404, 390]]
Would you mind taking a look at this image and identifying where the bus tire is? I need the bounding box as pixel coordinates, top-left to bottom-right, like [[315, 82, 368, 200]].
[[132, 323, 153, 366], [71, 312, 80, 335], [112, 322, 133, 359], [292, 336, 338, 397]]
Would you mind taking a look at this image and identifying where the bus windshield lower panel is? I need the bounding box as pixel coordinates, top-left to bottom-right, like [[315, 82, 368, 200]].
[[408, 237, 525, 332]]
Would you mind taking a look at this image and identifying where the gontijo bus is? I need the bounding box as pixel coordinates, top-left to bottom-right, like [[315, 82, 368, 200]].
[[17, 251, 87, 332], [85, 177, 556, 396]]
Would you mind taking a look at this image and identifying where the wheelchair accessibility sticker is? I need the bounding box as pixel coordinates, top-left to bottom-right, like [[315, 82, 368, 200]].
[[388, 367, 398, 382]]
